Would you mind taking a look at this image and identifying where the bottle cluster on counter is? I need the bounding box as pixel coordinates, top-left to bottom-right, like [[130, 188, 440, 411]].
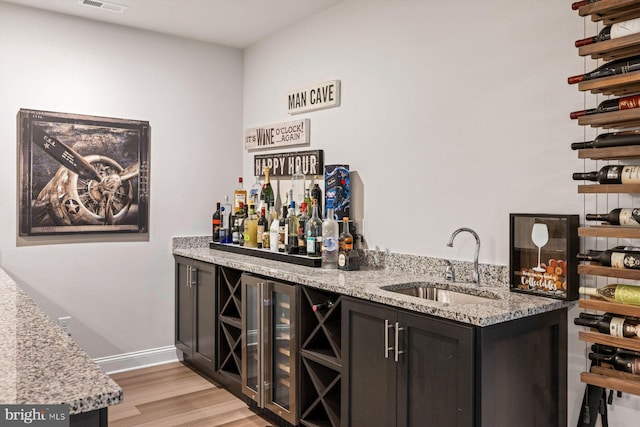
[[211, 165, 360, 270]]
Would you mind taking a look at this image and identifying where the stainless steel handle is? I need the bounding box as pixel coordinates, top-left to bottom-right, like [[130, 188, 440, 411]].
[[394, 322, 404, 362], [384, 319, 393, 359], [187, 265, 191, 288]]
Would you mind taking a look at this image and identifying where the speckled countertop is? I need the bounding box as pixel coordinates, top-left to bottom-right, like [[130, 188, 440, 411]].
[[173, 236, 573, 327], [0, 268, 122, 414]]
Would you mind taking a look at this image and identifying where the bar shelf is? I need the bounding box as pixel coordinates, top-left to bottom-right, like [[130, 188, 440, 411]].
[[579, 264, 640, 280], [578, 226, 640, 238], [577, 108, 640, 129], [578, 70, 640, 95], [578, 145, 640, 160], [578, 34, 640, 61], [578, 184, 640, 193]]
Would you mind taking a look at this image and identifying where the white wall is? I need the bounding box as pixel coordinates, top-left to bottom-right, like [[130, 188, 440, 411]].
[[0, 2, 243, 359], [243, 0, 639, 425]]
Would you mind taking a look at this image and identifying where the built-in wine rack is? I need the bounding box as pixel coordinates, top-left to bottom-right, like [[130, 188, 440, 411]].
[[218, 266, 243, 382], [574, 0, 640, 399], [298, 286, 343, 427]]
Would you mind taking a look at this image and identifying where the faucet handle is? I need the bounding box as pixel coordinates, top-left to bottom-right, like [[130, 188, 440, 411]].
[[444, 260, 455, 282]]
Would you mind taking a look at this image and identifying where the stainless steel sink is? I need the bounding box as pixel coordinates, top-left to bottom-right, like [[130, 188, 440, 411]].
[[382, 283, 497, 305]]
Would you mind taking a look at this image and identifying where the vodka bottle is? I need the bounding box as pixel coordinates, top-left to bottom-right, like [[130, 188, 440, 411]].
[[220, 196, 233, 243], [321, 199, 339, 269]]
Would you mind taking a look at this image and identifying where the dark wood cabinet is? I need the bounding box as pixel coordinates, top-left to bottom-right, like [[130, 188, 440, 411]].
[[174, 255, 217, 377], [342, 297, 474, 427], [342, 297, 566, 427]]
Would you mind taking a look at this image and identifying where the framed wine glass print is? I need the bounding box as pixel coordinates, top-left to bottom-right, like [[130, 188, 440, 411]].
[[509, 213, 579, 301], [18, 109, 150, 236]]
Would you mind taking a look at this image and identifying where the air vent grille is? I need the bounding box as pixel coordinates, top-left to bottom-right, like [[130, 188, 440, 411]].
[[80, 0, 128, 13]]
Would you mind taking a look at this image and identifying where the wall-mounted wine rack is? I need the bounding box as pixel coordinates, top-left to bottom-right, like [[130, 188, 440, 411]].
[[573, 0, 640, 400]]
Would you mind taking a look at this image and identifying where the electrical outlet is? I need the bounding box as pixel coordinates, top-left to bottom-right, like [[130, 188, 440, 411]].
[[58, 316, 71, 336]]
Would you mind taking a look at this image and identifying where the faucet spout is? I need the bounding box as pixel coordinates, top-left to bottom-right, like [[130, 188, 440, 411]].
[[447, 227, 481, 285]]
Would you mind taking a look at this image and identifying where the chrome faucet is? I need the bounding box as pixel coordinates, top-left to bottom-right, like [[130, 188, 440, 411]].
[[447, 228, 480, 285]]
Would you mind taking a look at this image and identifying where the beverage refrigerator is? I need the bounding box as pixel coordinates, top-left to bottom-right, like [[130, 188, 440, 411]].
[[241, 273, 298, 425]]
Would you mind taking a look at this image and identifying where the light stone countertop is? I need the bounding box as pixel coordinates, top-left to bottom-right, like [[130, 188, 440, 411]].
[[173, 236, 573, 327], [0, 268, 123, 414]]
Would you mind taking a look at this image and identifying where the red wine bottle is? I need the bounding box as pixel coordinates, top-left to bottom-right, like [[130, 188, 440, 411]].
[[212, 202, 221, 242], [574, 312, 640, 338], [312, 299, 335, 312], [571, 130, 640, 150], [568, 55, 640, 84], [570, 94, 640, 119], [572, 165, 640, 184], [571, 0, 598, 10], [589, 352, 640, 374], [577, 248, 640, 269], [586, 208, 640, 226], [575, 18, 640, 47]]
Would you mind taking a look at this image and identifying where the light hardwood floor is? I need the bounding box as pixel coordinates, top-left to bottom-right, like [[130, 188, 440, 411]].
[[108, 362, 275, 427]]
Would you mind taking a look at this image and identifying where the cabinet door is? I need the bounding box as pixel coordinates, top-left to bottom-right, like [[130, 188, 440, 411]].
[[175, 257, 193, 356], [192, 260, 216, 375], [397, 311, 474, 427], [342, 298, 397, 427]]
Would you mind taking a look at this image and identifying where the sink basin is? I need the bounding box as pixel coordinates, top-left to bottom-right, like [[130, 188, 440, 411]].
[[382, 283, 497, 305]]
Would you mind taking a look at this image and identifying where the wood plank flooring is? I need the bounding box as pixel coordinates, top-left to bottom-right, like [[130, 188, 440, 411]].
[[108, 362, 275, 427]]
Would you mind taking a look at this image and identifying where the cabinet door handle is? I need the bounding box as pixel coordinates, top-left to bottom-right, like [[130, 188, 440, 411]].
[[384, 319, 393, 359], [190, 266, 197, 287], [394, 322, 404, 362], [187, 266, 191, 288]]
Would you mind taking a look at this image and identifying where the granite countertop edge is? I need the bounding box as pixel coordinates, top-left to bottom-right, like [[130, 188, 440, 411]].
[[172, 241, 573, 327], [0, 268, 123, 414]]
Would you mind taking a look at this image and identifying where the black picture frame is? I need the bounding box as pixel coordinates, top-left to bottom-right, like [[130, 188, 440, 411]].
[[18, 109, 150, 236], [509, 213, 579, 301]]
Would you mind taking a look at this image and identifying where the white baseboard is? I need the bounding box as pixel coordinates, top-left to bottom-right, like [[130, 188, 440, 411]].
[[94, 345, 180, 374]]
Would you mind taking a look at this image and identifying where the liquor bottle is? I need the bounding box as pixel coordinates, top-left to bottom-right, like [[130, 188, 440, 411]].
[[579, 284, 640, 305], [570, 94, 640, 119], [574, 312, 640, 338], [568, 55, 640, 83], [589, 352, 640, 374], [291, 165, 306, 212], [312, 299, 335, 312], [220, 196, 233, 244], [310, 176, 323, 219], [586, 208, 640, 226], [571, 130, 640, 150], [269, 212, 279, 253], [321, 199, 339, 269], [257, 207, 267, 249], [212, 202, 221, 242], [575, 18, 640, 47], [577, 248, 640, 269], [572, 165, 640, 184], [304, 189, 312, 213], [339, 217, 354, 253], [285, 202, 300, 254], [236, 202, 246, 246], [261, 166, 275, 209], [571, 0, 598, 10], [278, 196, 288, 253], [250, 175, 262, 207], [297, 202, 309, 256], [306, 199, 323, 257], [234, 177, 247, 214], [243, 203, 258, 248]]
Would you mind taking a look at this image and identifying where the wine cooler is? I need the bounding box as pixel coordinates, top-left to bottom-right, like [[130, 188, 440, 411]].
[[241, 273, 298, 425]]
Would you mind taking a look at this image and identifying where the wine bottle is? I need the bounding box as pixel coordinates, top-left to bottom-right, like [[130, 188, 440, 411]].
[[257, 207, 267, 249], [306, 199, 322, 257], [589, 352, 640, 374], [261, 166, 275, 209], [586, 208, 640, 226], [312, 299, 335, 312], [591, 343, 640, 357], [233, 177, 247, 214], [572, 165, 640, 184], [285, 202, 300, 254], [580, 284, 640, 305], [571, 130, 640, 150], [220, 196, 233, 244], [297, 202, 309, 256], [577, 248, 640, 269], [310, 176, 323, 219], [243, 203, 258, 248], [269, 212, 279, 253], [570, 94, 640, 119], [212, 202, 221, 242], [574, 313, 640, 338], [278, 195, 288, 253], [575, 18, 640, 47], [321, 199, 339, 269], [568, 55, 640, 84], [571, 0, 598, 10]]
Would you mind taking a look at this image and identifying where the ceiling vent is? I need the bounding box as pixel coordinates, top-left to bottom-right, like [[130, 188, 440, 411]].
[[79, 0, 128, 13]]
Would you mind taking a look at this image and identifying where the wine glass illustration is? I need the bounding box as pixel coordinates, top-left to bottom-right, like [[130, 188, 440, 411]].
[[531, 223, 549, 273]]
